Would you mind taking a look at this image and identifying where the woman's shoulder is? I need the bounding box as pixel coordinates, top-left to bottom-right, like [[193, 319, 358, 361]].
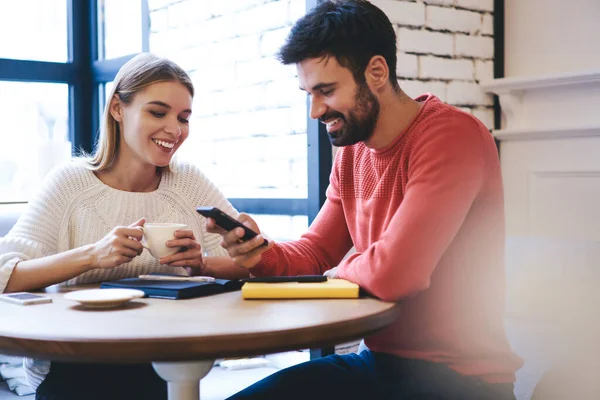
[[162, 161, 227, 205], [38, 158, 99, 195], [165, 161, 213, 186]]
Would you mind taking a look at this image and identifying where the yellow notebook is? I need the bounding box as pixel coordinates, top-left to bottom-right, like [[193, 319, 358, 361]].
[[241, 279, 360, 299]]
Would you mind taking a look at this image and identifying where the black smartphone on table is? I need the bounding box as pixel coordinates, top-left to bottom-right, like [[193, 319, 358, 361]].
[[242, 275, 327, 283], [196, 206, 268, 246]]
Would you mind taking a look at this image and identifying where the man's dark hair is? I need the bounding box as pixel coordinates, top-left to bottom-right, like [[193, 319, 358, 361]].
[[278, 0, 399, 90]]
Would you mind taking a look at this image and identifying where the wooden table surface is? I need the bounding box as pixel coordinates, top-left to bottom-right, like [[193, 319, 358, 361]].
[[0, 285, 401, 363]]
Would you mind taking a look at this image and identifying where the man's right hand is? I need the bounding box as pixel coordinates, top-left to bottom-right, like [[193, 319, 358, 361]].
[[206, 213, 273, 269], [88, 218, 145, 269]]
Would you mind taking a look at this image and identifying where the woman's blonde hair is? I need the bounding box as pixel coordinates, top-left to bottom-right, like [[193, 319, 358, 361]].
[[85, 53, 194, 171]]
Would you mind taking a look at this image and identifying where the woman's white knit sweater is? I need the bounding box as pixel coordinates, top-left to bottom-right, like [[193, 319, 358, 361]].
[[0, 159, 237, 389]]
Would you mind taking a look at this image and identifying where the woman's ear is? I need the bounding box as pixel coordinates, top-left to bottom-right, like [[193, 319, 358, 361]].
[[364, 55, 389, 91], [109, 94, 123, 122]]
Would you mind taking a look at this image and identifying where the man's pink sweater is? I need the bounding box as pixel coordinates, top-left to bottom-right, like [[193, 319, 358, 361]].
[[251, 94, 523, 383]]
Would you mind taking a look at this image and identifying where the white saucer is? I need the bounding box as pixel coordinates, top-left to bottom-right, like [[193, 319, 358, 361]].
[[64, 289, 145, 309]]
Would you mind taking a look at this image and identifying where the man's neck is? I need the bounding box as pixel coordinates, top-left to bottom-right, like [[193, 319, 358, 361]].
[[364, 90, 422, 150]]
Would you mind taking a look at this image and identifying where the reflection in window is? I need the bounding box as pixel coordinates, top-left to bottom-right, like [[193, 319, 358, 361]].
[[250, 214, 308, 242], [100, 81, 114, 113], [104, 81, 114, 100], [148, 0, 308, 200], [0, 0, 67, 62], [97, 0, 142, 60], [0, 82, 70, 202]]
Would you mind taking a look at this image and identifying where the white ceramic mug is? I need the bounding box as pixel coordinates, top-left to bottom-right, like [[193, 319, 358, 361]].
[[140, 223, 188, 259]]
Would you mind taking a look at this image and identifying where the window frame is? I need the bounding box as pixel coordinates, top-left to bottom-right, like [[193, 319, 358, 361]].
[[0, 0, 332, 223]]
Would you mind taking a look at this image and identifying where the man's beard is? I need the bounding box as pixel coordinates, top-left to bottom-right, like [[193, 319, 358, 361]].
[[321, 82, 380, 147]]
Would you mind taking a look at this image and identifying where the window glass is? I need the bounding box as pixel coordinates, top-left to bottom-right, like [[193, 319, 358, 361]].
[[0, 82, 70, 202], [100, 81, 114, 112], [98, 0, 143, 60], [104, 81, 114, 100], [250, 214, 308, 242], [148, 0, 308, 200], [0, 0, 68, 62]]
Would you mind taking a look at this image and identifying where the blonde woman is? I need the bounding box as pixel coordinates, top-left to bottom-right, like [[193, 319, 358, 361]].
[[0, 53, 250, 400]]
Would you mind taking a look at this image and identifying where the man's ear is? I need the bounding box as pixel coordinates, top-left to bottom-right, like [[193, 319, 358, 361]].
[[109, 95, 123, 122], [364, 55, 389, 91]]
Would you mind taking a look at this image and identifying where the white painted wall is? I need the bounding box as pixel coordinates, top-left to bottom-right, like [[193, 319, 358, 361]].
[[497, 0, 600, 239], [493, 6, 600, 394], [505, 0, 600, 77], [486, 6, 600, 387]]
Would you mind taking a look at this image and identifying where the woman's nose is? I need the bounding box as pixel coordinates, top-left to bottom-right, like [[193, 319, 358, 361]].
[[164, 118, 182, 136]]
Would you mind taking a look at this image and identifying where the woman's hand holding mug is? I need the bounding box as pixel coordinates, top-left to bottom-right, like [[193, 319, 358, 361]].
[[157, 228, 205, 274], [89, 218, 145, 269]]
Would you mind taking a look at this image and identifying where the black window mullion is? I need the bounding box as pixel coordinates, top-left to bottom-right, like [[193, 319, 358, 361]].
[[306, 98, 332, 224], [93, 54, 138, 82], [0, 59, 73, 83], [69, 0, 98, 155]]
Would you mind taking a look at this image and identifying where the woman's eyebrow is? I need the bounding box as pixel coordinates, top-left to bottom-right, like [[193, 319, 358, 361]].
[[146, 100, 191, 113], [146, 100, 171, 108]]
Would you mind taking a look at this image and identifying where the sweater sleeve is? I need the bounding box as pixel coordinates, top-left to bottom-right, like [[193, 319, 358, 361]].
[[250, 153, 354, 276], [337, 118, 489, 302], [179, 163, 238, 258], [202, 183, 237, 258], [0, 163, 76, 293]]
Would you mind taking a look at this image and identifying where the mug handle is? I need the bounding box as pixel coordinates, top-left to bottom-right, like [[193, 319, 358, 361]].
[[138, 226, 150, 251]]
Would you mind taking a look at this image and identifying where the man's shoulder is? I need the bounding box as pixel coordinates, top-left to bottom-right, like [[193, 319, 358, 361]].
[[412, 102, 493, 150]]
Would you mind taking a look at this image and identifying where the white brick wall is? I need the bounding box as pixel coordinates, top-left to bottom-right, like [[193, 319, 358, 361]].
[[371, 0, 425, 27], [482, 13, 494, 36], [234, 1, 290, 36], [472, 107, 494, 129], [260, 27, 291, 57], [419, 56, 474, 80], [397, 28, 453, 56], [426, 6, 483, 33], [150, 8, 168, 33], [455, 34, 494, 59], [264, 78, 306, 109], [390, 0, 495, 129], [399, 79, 448, 103], [423, 0, 453, 6], [446, 81, 493, 106], [475, 59, 494, 82], [455, 0, 494, 13], [396, 52, 419, 78]]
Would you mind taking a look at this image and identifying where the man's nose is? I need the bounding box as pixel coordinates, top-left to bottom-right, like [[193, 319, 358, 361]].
[[309, 97, 326, 120]]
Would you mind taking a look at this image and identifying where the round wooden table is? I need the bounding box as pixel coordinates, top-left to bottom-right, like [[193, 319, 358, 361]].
[[0, 285, 401, 400]]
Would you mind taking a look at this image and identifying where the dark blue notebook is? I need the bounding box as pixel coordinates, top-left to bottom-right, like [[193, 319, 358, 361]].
[[100, 277, 244, 300]]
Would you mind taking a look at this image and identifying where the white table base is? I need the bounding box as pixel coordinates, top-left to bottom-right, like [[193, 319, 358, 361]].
[[153, 360, 215, 400]]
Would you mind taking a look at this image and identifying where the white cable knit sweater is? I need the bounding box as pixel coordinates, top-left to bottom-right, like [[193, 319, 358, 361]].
[[0, 159, 237, 389]]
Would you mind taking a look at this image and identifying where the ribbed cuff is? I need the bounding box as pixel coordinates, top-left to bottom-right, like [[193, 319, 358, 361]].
[[23, 358, 50, 390], [248, 247, 279, 276], [0, 256, 23, 293]]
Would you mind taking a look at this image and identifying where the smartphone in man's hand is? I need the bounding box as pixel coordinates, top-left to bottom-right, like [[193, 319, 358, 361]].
[[196, 207, 268, 246]]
